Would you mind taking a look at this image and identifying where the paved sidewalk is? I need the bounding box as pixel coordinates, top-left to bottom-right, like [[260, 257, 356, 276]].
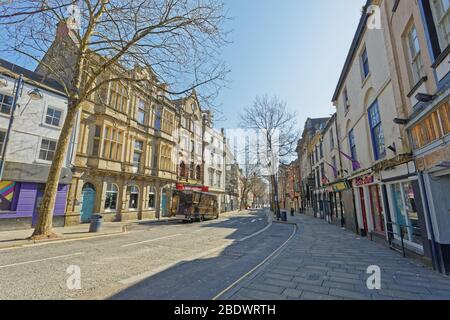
[[224, 214, 450, 300]]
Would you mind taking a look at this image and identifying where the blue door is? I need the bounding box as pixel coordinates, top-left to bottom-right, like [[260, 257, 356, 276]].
[[80, 184, 96, 223], [161, 191, 168, 217]]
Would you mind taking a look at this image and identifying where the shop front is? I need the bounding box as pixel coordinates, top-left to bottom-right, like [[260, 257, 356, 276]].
[[0, 181, 69, 231], [353, 174, 386, 238], [379, 161, 427, 256], [328, 180, 351, 227]]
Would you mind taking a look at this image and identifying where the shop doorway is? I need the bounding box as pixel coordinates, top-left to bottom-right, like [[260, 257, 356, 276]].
[[80, 183, 96, 223], [359, 188, 368, 234]]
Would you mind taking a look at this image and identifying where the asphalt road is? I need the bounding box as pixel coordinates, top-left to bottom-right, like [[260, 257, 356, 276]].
[[0, 209, 294, 300]]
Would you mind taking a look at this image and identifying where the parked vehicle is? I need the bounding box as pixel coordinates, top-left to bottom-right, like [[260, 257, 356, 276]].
[[171, 190, 219, 222]]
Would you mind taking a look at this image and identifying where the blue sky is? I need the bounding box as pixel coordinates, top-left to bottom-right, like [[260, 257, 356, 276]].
[[216, 0, 366, 130], [1, 0, 366, 132]]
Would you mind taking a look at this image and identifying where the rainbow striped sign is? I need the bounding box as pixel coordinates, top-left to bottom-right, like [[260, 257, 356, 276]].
[[0, 181, 15, 202]]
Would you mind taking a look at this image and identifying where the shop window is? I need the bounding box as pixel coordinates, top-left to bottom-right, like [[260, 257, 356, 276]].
[[390, 183, 422, 245], [148, 187, 156, 209], [128, 185, 139, 209], [104, 183, 118, 210]]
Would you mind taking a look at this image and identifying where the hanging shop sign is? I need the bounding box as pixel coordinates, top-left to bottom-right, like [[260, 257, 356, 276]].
[[354, 175, 374, 187], [331, 180, 351, 192], [176, 184, 209, 192]]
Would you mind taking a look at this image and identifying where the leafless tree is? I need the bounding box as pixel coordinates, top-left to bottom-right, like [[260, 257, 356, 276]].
[[0, 0, 229, 239], [249, 175, 267, 207], [240, 95, 300, 215]]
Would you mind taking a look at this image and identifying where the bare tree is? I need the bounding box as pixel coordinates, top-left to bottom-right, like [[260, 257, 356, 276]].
[[249, 175, 267, 207], [240, 95, 300, 216], [0, 0, 229, 239]]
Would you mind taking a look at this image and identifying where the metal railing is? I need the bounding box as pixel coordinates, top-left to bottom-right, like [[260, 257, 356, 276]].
[[385, 221, 422, 257]]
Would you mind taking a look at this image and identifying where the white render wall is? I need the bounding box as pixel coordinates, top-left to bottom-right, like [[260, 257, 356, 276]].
[[334, 26, 402, 174], [0, 74, 72, 168], [321, 119, 340, 184], [203, 126, 225, 192]]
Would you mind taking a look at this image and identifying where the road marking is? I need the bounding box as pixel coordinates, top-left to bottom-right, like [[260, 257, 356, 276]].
[[0, 252, 85, 269], [213, 223, 298, 300], [120, 234, 182, 248], [251, 219, 257, 223], [117, 241, 233, 286], [237, 222, 272, 242]]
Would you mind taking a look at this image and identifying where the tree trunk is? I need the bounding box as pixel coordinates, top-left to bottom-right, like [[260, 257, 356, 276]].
[[31, 102, 79, 239], [270, 174, 280, 216]]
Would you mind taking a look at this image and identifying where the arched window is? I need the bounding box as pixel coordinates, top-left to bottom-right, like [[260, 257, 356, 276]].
[[148, 187, 156, 209], [127, 185, 139, 209], [104, 183, 119, 210], [196, 165, 201, 180], [179, 161, 186, 178]]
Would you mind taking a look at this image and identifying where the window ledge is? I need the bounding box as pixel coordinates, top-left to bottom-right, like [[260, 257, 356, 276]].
[[34, 159, 52, 165], [431, 43, 450, 68], [40, 122, 62, 130], [407, 76, 428, 98]]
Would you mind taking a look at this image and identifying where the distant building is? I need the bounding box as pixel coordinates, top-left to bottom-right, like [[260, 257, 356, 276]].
[[203, 114, 226, 212]]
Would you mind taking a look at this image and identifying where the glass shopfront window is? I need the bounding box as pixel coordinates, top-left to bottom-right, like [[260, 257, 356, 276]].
[[390, 182, 421, 245]]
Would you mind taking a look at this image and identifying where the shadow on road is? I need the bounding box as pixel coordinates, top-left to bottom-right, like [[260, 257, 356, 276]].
[[108, 210, 292, 300]]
